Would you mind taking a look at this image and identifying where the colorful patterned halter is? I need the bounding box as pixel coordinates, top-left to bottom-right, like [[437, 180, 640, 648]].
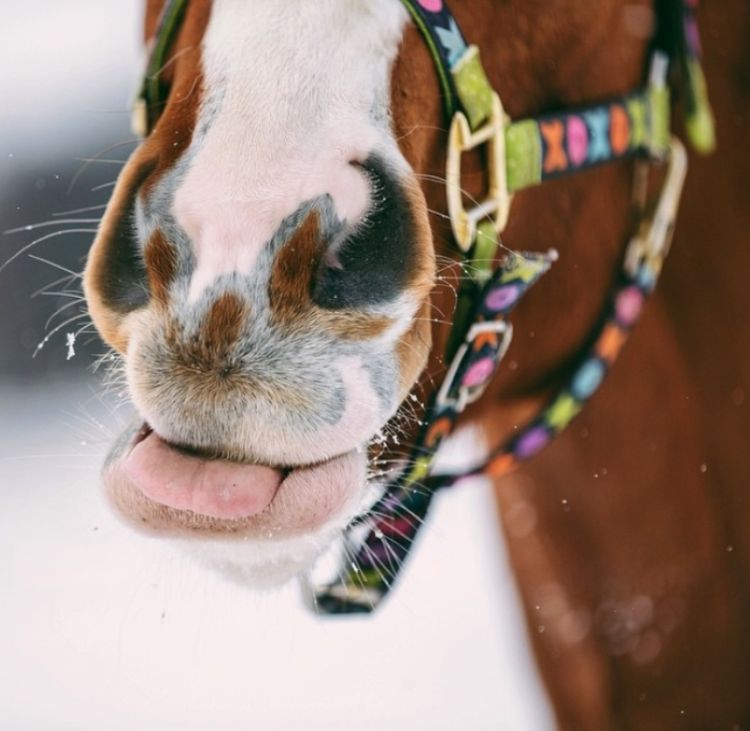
[[310, 0, 712, 614]]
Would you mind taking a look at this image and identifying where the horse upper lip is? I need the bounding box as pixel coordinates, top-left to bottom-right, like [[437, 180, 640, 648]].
[[130, 420, 355, 474]]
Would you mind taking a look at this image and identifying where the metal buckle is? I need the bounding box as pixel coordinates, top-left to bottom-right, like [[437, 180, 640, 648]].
[[131, 96, 149, 139], [446, 92, 512, 252], [436, 319, 514, 413], [624, 136, 688, 277]]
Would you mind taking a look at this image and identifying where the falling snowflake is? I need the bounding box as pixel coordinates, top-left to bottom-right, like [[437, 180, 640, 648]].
[[65, 332, 76, 360]]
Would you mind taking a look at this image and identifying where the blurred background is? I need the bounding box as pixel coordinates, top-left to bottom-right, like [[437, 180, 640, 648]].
[[0, 3, 553, 729]]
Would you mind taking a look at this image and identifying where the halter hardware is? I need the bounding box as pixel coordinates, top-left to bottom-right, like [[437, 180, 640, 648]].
[[625, 138, 688, 280], [446, 92, 511, 251]]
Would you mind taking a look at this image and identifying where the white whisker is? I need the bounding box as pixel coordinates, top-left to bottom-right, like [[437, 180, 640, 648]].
[[73, 157, 128, 165], [40, 291, 84, 300], [0, 228, 97, 276], [90, 181, 117, 192], [28, 254, 83, 279], [44, 299, 84, 330], [31, 273, 78, 299], [3, 218, 100, 235], [52, 203, 108, 217]]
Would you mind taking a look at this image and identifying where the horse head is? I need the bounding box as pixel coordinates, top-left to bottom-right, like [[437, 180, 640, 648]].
[[84, 0, 651, 585]]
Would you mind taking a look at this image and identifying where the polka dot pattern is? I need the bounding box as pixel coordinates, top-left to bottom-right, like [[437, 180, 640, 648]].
[[571, 359, 606, 400], [515, 426, 552, 460]]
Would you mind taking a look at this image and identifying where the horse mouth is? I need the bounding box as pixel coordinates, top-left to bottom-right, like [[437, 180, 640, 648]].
[[102, 421, 368, 542]]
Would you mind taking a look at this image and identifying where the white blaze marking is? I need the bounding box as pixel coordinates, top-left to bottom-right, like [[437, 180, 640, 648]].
[[171, 0, 410, 301]]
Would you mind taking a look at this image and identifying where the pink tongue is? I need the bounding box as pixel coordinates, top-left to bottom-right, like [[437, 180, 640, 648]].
[[124, 431, 283, 520]]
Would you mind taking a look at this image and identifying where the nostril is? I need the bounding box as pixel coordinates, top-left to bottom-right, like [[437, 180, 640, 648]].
[[98, 209, 149, 312], [89, 161, 157, 314], [312, 156, 417, 309]]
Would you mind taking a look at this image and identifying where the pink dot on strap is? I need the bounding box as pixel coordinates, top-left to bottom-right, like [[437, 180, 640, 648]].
[[616, 286, 644, 325], [567, 116, 589, 166], [417, 0, 443, 11], [462, 357, 495, 388]]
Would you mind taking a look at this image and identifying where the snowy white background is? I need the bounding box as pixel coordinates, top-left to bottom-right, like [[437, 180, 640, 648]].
[[0, 3, 554, 730]]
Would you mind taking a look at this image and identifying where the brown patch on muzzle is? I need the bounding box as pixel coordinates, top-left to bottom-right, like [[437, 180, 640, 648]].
[[144, 230, 177, 305], [269, 210, 394, 340], [203, 293, 247, 353], [160, 292, 248, 380]]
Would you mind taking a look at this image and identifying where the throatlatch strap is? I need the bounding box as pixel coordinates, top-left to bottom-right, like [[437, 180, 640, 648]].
[[433, 142, 689, 488]]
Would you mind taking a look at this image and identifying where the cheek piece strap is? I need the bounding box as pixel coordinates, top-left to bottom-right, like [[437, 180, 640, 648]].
[[130, 0, 714, 614]]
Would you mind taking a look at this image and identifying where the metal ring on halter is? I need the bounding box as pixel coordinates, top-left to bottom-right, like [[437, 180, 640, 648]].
[[624, 137, 688, 278]]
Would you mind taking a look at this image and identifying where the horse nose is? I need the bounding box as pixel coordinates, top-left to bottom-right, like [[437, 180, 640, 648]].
[[172, 154, 422, 310], [179, 292, 248, 372], [311, 157, 424, 310]]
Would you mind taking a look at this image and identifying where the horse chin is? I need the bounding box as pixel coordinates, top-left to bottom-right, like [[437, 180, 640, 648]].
[[174, 529, 347, 589], [101, 421, 371, 588]]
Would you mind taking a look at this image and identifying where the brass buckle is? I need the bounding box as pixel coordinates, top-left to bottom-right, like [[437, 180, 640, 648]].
[[131, 96, 149, 139], [446, 92, 512, 252]]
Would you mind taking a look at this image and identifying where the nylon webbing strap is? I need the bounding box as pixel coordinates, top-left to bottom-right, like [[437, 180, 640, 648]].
[[398, 0, 467, 120], [676, 0, 715, 151], [505, 90, 669, 192], [400, 0, 672, 194]]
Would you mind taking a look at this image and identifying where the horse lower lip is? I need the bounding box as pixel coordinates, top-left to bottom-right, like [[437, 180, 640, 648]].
[[123, 430, 284, 520], [105, 431, 368, 539]]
